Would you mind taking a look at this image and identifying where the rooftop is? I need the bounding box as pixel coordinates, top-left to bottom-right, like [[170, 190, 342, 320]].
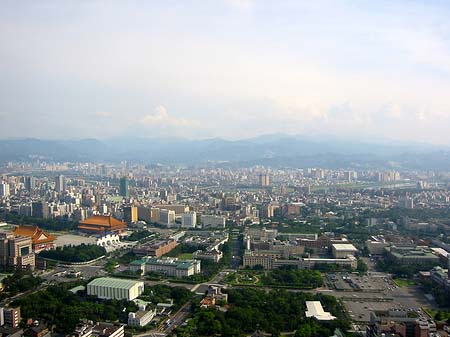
[[88, 277, 143, 290], [332, 243, 358, 251], [305, 301, 336, 321]]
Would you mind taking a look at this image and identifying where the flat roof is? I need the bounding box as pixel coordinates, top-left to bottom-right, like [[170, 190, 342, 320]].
[[332, 243, 358, 251], [88, 277, 143, 289], [305, 301, 336, 321]]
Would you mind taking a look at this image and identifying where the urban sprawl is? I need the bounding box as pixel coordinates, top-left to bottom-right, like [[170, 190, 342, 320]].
[[0, 162, 449, 337]]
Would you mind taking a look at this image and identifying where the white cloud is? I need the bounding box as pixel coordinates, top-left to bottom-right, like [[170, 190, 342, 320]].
[[225, 0, 254, 11], [379, 103, 403, 119], [141, 105, 199, 128], [95, 111, 112, 118]]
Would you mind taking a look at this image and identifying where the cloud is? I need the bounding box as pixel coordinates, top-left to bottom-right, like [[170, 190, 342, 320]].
[[141, 105, 199, 128], [225, 0, 254, 11], [95, 111, 112, 118], [379, 103, 403, 119]]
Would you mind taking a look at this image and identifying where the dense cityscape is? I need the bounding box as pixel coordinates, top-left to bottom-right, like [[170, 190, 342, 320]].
[[0, 160, 449, 337]]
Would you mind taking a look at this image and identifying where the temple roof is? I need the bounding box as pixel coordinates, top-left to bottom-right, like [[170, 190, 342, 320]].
[[79, 215, 126, 231], [13, 225, 56, 244]]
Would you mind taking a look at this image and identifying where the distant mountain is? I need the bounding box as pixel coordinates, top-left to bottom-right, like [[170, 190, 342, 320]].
[[0, 135, 449, 170]]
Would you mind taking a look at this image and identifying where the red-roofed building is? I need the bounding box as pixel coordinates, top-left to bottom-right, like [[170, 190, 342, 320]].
[[78, 215, 126, 235], [13, 225, 55, 253]]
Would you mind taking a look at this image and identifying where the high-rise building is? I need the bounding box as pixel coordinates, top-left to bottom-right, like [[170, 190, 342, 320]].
[[137, 206, 152, 223], [181, 212, 197, 228], [32, 201, 49, 219], [159, 209, 176, 227], [55, 175, 66, 193], [123, 206, 138, 224], [25, 176, 36, 192], [119, 177, 129, 198], [3, 307, 21, 328], [0, 232, 35, 270], [259, 174, 270, 187], [0, 181, 10, 197], [150, 208, 161, 223]]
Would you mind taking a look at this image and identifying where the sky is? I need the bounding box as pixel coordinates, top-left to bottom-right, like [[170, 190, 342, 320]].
[[1, 0, 450, 144]]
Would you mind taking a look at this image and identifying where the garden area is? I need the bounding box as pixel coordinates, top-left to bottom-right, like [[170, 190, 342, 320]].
[[39, 244, 106, 263], [175, 287, 349, 337], [225, 268, 323, 289]]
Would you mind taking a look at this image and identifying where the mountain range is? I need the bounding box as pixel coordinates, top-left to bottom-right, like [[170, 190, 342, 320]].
[[0, 135, 449, 170]]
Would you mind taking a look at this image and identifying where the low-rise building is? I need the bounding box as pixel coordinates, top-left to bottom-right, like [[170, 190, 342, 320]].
[[193, 249, 223, 263], [128, 309, 156, 327], [129, 257, 201, 278], [87, 277, 144, 301], [133, 239, 178, 257], [386, 245, 440, 265], [73, 322, 124, 337], [331, 243, 358, 259]]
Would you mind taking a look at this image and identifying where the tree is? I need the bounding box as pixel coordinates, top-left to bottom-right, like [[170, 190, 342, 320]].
[[356, 258, 368, 273]]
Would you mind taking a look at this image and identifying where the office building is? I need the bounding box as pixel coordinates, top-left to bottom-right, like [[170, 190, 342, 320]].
[[159, 209, 176, 227], [87, 277, 144, 301], [259, 174, 270, 187], [119, 177, 129, 198], [25, 176, 36, 192], [331, 243, 358, 258], [133, 239, 178, 257], [123, 206, 138, 224], [3, 307, 21, 328], [31, 201, 49, 219], [150, 208, 160, 223], [386, 245, 440, 265], [0, 182, 10, 197], [181, 212, 197, 228], [0, 232, 35, 270], [201, 215, 226, 228], [55, 175, 66, 193], [137, 206, 151, 223], [152, 204, 188, 215], [129, 257, 201, 278]]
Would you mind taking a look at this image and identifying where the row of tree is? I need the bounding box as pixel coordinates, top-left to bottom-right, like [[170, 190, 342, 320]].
[[39, 244, 106, 263]]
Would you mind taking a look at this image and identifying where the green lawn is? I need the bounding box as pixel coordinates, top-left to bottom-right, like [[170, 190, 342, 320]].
[[178, 253, 194, 260], [423, 308, 450, 321], [393, 278, 416, 287]]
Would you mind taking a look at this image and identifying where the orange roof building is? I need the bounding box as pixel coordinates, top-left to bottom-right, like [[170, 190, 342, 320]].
[[78, 215, 126, 234], [13, 225, 56, 253]]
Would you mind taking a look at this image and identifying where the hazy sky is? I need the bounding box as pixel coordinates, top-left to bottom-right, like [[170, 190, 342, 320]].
[[2, 0, 450, 143]]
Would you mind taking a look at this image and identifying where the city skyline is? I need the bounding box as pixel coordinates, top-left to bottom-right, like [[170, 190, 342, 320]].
[[1, 1, 450, 144]]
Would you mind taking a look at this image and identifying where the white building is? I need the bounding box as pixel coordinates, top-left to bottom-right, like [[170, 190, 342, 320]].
[[128, 309, 156, 327], [159, 209, 176, 227], [130, 257, 201, 278], [305, 301, 336, 321], [0, 182, 10, 197], [181, 212, 197, 228], [201, 215, 226, 228], [331, 243, 358, 258], [194, 249, 223, 263], [87, 277, 144, 301]]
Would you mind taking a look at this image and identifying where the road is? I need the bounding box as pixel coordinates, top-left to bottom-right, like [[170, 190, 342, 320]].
[[230, 235, 242, 269], [162, 301, 192, 334]]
